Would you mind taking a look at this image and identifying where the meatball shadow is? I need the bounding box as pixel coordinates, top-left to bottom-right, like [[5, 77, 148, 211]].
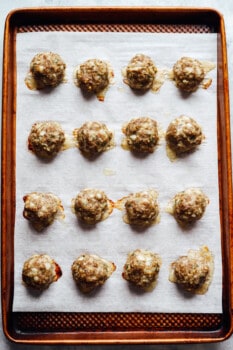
[[27, 222, 52, 234], [128, 224, 152, 234], [78, 89, 97, 102], [176, 220, 200, 233], [76, 219, 98, 232], [73, 281, 104, 298], [78, 150, 104, 162], [177, 89, 196, 99], [130, 88, 151, 97], [175, 148, 199, 160], [38, 85, 60, 95], [126, 282, 152, 296], [32, 152, 64, 165], [130, 150, 153, 160], [174, 284, 197, 299], [25, 286, 44, 298]]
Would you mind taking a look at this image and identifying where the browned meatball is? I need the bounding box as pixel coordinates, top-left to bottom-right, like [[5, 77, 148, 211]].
[[125, 54, 157, 90], [166, 116, 203, 155], [28, 121, 65, 158], [124, 190, 159, 226], [122, 249, 162, 290], [22, 254, 62, 290], [171, 188, 209, 225], [76, 59, 110, 93], [122, 117, 159, 153], [29, 52, 66, 88], [169, 246, 214, 294], [173, 57, 204, 92], [23, 192, 62, 231], [76, 121, 114, 156], [71, 254, 116, 293], [73, 188, 112, 225]]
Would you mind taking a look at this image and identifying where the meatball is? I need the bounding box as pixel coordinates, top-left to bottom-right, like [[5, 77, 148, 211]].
[[28, 52, 66, 88], [169, 246, 214, 294], [71, 254, 116, 293], [122, 117, 159, 153], [124, 190, 159, 226], [76, 59, 110, 94], [73, 188, 112, 224], [22, 254, 62, 290], [28, 121, 65, 158], [23, 192, 62, 231], [173, 57, 204, 92], [124, 54, 157, 90], [171, 188, 209, 225], [122, 249, 162, 290], [76, 121, 114, 156], [166, 116, 203, 155]]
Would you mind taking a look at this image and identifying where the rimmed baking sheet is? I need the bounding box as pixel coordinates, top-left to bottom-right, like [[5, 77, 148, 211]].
[[2, 7, 232, 344]]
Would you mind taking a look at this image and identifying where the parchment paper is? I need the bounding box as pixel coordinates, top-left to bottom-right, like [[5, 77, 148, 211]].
[[13, 32, 221, 313]]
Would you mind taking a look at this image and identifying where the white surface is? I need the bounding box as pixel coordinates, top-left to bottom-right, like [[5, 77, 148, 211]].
[[1, 0, 233, 348], [14, 31, 221, 313]]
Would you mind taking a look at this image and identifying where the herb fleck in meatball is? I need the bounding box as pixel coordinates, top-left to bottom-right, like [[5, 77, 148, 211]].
[[73, 188, 112, 224], [71, 254, 116, 293], [27, 52, 66, 89], [171, 188, 209, 225], [22, 254, 62, 290], [125, 54, 157, 90], [122, 117, 159, 153], [122, 249, 161, 290], [166, 116, 203, 155], [124, 190, 159, 226], [23, 192, 62, 231], [76, 121, 114, 156], [28, 121, 65, 158], [169, 246, 214, 294], [173, 57, 204, 92], [76, 59, 110, 93]]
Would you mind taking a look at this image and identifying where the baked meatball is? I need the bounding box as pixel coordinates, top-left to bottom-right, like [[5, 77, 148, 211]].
[[27, 52, 66, 89], [75, 121, 114, 156], [166, 116, 203, 155], [124, 190, 159, 226], [124, 54, 157, 90], [171, 188, 209, 225], [22, 254, 62, 290], [76, 59, 110, 93], [122, 249, 162, 291], [23, 192, 62, 231], [122, 117, 159, 153], [173, 57, 204, 92], [73, 188, 112, 224], [28, 121, 65, 158], [169, 246, 214, 294], [71, 254, 116, 293]]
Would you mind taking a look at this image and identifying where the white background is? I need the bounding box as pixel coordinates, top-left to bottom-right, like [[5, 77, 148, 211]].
[[1, 0, 233, 349]]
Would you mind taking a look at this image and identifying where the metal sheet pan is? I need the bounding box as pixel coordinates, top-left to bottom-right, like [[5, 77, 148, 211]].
[[1, 7, 233, 344]]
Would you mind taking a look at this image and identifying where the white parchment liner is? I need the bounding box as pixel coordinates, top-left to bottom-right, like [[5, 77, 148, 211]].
[[13, 32, 221, 313]]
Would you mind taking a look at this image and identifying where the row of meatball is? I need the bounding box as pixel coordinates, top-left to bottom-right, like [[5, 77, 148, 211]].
[[27, 116, 204, 159], [22, 246, 214, 295], [25, 52, 212, 100], [23, 188, 209, 232]]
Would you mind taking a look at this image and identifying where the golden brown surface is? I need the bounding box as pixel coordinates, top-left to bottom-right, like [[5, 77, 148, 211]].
[[22, 254, 62, 290], [173, 56, 204, 92], [124, 54, 157, 90], [28, 121, 65, 158], [122, 249, 162, 291], [71, 254, 116, 293]]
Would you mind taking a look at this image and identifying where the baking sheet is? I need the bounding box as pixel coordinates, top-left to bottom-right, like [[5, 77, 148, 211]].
[[13, 31, 221, 313]]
